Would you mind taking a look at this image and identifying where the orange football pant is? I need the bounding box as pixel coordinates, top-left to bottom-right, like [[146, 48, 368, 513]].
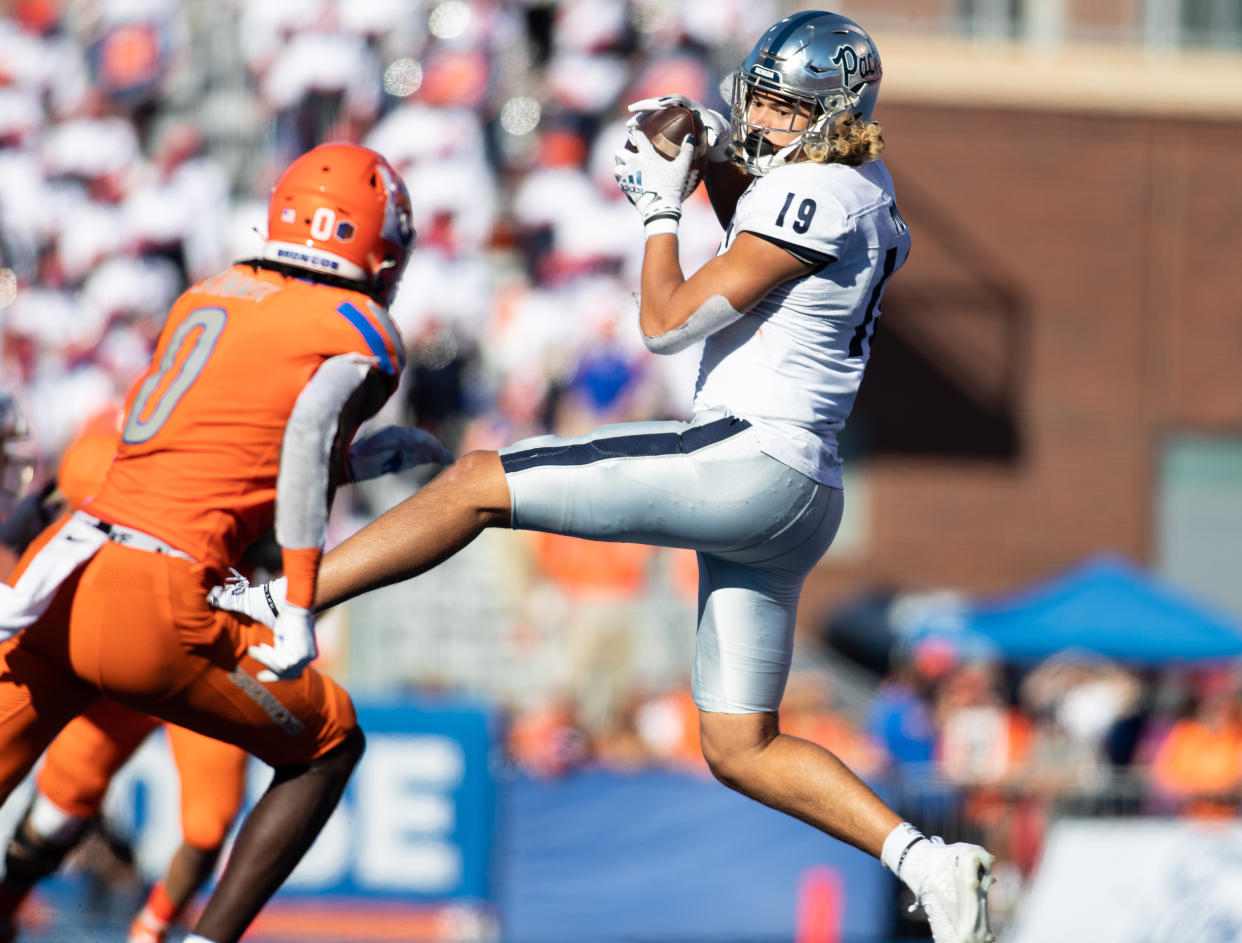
[[0, 540, 356, 806], [36, 702, 249, 850]]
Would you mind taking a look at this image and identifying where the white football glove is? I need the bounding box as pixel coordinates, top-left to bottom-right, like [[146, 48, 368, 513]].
[[626, 95, 731, 163], [247, 602, 317, 682], [207, 570, 287, 630], [347, 425, 451, 482], [614, 129, 697, 236]]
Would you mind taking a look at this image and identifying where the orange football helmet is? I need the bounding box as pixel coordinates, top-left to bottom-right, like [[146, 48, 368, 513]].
[[263, 143, 416, 303]]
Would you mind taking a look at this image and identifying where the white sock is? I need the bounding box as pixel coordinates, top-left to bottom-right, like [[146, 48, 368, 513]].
[[27, 794, 90, 845], [182, 936, 217, 943], [880, 822, 939, 896]]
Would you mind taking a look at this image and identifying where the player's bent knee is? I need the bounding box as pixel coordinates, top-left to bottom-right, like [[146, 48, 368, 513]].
[[317, 725, 366, 774], [439, 450, 511, 525], [182, 831, 228, 857], [698, 711, 779, 789], [182, 813, 233, 851], [700, 740, 752, 790], [271, 726, 365, 789]]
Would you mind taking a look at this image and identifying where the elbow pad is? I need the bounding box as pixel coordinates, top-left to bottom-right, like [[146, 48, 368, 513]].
[[642, 294, 744, 355]]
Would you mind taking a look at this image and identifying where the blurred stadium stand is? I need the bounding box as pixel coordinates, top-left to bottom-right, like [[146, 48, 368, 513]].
[[4, 0, 1242, 941]]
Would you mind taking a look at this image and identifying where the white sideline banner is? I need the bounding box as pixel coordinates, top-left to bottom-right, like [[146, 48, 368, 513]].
[[1004, 818, 1242, 943]]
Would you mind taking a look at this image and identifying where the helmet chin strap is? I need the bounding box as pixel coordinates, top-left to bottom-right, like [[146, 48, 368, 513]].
[[744, 129, 774, 159], [744, 129, 806, 175]]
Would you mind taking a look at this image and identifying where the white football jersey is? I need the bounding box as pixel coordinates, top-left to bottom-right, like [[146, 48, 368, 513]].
[[692, 158, 910, 487]]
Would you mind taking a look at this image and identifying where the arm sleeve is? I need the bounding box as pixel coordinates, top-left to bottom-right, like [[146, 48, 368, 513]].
[[641, 294, 746, 355], [275, 353, 375, 609]]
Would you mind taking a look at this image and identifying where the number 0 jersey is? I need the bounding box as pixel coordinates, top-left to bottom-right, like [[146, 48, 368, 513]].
[[86, 264, 405, 570], [693, 158, 910, 487]]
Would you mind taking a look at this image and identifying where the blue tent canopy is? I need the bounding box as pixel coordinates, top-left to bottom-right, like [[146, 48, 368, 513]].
[[914, 555, 1242, 665]]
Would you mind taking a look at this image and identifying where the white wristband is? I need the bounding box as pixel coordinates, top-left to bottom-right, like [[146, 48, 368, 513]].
[[643, 216, 679, 238]]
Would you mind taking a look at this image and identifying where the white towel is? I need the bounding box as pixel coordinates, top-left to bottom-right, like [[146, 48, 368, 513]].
[[0, 511, 108, 641]]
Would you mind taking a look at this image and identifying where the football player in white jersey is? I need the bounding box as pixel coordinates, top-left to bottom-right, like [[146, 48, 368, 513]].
[[212, 12, 996, 943]]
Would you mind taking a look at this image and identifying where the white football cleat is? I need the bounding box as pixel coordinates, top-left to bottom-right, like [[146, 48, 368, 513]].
[[914, 841, 997, 943]]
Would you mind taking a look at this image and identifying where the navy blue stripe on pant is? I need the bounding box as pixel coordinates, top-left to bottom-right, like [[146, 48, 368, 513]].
[[500, 416, 752, 474]]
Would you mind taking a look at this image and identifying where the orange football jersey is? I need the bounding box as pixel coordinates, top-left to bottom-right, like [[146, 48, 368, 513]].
[[86, 264, 404, 570], [56, 408, 122, 511]]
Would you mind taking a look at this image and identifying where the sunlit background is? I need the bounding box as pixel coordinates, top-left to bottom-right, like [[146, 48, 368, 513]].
[[2, 0, 1242, 941]]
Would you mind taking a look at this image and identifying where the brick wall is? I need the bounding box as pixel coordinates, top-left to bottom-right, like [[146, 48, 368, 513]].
[[803, 102, 1242, 624]]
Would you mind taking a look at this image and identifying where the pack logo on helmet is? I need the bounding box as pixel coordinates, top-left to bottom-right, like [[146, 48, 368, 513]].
[[729, 11, 884, 176], [830, 45, 879, 89]]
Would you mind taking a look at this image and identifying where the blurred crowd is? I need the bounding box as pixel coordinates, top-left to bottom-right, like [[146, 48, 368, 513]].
[[7, 2, 1242, 935], [0, 0, 779, 476], [505, 612, 1242, 926]]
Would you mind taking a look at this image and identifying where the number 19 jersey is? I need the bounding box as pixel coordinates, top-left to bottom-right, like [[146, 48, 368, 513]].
[[693, 159, 910, 488]]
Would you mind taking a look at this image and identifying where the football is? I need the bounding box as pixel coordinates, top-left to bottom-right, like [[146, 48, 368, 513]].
[[626, 106, 710, 194]]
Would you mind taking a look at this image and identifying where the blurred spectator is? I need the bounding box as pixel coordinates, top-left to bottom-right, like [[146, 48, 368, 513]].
[[632, 686, 704, 772], [543, 0, 634, 117], [526, 532, 653, 733], [260, 27, 382, 165], [781, 671, 886, 781], [867, 639, 954, 776], [934, 660, 1031, 887], [1148, 667, 1242, 818], [593, 687, 662, 771], [936, 661, 1031, 787], [0, 1, 91, 120], [508, 695, 591, 779], [1018, 654, 1142, 791], [125, 119, 232, 281], [84, 0, 187, 141], [1005, 656, 1140, 878]]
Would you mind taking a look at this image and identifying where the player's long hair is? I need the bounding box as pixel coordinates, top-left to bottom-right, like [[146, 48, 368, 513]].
[[805, 114, 885, 166]]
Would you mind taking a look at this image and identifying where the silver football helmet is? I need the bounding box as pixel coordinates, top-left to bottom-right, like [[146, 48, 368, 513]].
[[729, 11, 882, 175]]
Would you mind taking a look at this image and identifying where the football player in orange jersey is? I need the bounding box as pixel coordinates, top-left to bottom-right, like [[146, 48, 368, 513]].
[[0, 408, 250, 943], [0, 407, 444, 943], [0, 142, 436, 943]]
